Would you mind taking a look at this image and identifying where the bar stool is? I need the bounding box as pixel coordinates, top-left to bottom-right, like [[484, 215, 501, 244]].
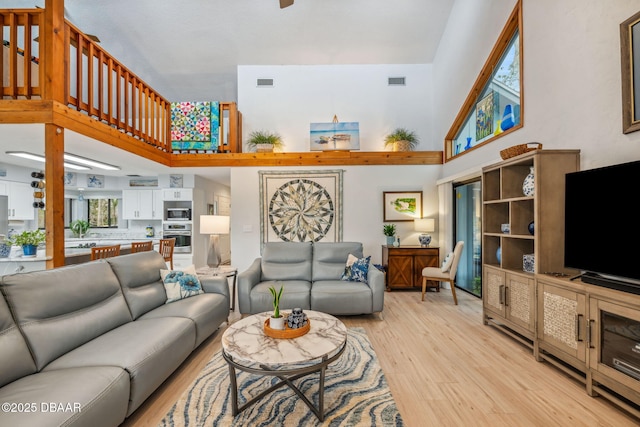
[[131, 241, 153, 253], [159, 238, 176, 269], [91, 244, 121, 260]]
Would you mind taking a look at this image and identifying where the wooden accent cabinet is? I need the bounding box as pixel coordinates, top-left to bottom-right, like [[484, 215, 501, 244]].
[[382, 245, 439, 290]]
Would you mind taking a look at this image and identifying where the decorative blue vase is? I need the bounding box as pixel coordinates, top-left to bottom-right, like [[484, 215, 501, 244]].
[[496, 246, 502, 264], [528, 221, 534, 235], [22, 244, 37, 257], [522, 167, 535, 196], [386, 236, 395, 245], [465, 136, 472, 150]]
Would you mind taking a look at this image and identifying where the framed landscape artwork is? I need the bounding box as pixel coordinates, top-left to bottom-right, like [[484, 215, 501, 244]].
[[621, 11, 640, 134], [310, 122, 360, 151], [383, 191, 423, 222]]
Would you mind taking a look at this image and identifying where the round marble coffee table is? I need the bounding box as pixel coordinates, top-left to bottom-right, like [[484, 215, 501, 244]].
[[221, 310, 347, 421]]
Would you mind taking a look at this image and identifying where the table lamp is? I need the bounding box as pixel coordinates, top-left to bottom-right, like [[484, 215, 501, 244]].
[[414, 218, 435, 247], [200, 215, 230, 268]]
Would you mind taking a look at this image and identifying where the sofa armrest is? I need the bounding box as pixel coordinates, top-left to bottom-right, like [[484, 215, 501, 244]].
[[200, 275, 230, 302], [237, 258, 262, 313], [367, 265, 385, 312]]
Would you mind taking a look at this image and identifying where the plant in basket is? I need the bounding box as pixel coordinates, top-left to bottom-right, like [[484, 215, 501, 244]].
[[269, 284, 285, 330]]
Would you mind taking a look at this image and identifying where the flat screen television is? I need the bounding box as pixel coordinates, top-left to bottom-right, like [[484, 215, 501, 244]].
[[565, 160, 640, 294]]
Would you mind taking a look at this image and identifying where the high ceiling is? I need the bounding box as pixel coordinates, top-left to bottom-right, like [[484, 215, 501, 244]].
[[2, 0, 455, 185]]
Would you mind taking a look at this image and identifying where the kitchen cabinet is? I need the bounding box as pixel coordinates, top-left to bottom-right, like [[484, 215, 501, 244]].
[[0, 181, 35, 220], [382, 245, 439, 290], [163, 188, 193, 201], [122, 189, 162, 220]]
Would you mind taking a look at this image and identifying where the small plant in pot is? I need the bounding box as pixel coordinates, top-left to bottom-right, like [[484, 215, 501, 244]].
[[8, 229, 46, 257], [383, 224, 396, 245], [247, 130, 284, 153], [384, 128, 419, 152], [268, 284, 285, 330], [70, 219, 90, 238]]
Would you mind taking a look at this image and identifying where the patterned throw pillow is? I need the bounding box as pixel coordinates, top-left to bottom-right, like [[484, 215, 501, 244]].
[[441, 252, 455, 273], [341, 253, 371, 283], [161, 265, 204, 303]]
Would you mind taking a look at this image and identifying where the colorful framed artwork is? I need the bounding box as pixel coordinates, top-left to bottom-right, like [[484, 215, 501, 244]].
[[87, 174, 104, 188], [383, 191, 423, 222], [170, 101, 220, 151], [310, 122, 360, 151], [259, 170, 343, 245], [475, 91, 495, 141]]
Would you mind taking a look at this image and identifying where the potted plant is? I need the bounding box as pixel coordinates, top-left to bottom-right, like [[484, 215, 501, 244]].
[[384, 128, 419, 152], [268, 284, 285, 330], [8, 229, 46, 257], [70, 219, 91, 238], [383, 224, 396, 245], [247, 130, 284, 153]]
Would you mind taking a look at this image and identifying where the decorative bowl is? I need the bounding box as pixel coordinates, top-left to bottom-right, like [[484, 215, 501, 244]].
[[501, 223, 510, 233], [264, 317, 310, 339]]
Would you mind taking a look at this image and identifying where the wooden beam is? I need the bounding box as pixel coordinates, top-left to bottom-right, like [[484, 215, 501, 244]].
[[0, 100, 53, 123], [44, 123, 65, 268], [43, 0, 65, 102]]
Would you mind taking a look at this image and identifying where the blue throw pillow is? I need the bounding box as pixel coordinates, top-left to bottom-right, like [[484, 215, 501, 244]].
[[341, 254, 371, 283], [161, 265, 204, 303]]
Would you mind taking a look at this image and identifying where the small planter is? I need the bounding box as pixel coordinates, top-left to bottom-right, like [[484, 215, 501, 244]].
[[269, 316, 285, 330], [256, 143, 274, 153], [22, 244, 37, 257], [393, 140, 412, 152]]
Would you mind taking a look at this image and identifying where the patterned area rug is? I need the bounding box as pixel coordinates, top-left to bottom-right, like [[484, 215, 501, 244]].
[[159, 327, 404, 426]]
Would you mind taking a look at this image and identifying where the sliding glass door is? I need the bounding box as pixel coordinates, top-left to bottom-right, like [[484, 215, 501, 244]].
[[454, 180, 482, 297]]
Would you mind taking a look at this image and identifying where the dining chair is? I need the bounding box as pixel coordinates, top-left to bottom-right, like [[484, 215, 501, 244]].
[[131, 241, 153, 253], [91, 244, 121, 260], [159, 238, 176, 269], [421, 241, 464, 305]]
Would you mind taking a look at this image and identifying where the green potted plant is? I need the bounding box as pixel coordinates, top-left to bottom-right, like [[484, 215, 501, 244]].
[[247, 130, 284, 153], [8, 229, 46, 257], [268, 284, 285, 330], [70, 219, 91, 238], [384, 128, 419, 152], [383, 224, 396, 245]]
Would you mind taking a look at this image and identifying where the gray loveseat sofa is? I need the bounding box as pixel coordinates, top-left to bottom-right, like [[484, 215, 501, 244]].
[[238, 242, 384, 315], [0, 251, 229, 427]]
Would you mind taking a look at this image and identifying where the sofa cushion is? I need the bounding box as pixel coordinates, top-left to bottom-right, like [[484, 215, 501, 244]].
[[341, 254, 371, 283], [249, 280, 311, 314], [261, 242, 312, 281], [0, 293, 36, 388], [107, 251, 169, 319], [312, 242, 363, 281], [1, 262, 133, 371], [311, 280, 373, 315], [139, 293, 228, 346], [0, 366, 130, 427], [43, 317, 195, 416], [160, 265, 204, 303]]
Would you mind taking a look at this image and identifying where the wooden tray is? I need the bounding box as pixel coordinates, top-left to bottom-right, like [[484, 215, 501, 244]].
[[264, 317, 310, 339]]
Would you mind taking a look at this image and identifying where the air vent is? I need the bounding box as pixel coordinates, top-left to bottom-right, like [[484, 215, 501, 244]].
[[388, 77, 406, 86], [257, 78, 274, 87]]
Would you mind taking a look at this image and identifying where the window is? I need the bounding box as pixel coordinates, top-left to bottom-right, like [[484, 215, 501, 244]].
[[37, 198, 73, 229], [88, 199, 119, 228], [445, 0, 523, 161]]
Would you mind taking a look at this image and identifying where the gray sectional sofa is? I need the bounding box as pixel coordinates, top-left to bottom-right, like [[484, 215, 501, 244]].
[[238, 241, 384, 315], [0, 251, 229, 427]]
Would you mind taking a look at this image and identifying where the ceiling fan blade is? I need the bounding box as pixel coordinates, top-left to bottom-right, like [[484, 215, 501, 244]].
[[280, 0, 294, 8]]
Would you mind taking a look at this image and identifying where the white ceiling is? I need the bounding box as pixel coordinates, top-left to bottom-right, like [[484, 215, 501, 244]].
[[2, 0, 455, 186]]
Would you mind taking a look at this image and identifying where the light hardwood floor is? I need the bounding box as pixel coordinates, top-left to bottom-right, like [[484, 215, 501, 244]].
[[122, 290, 639, 426]]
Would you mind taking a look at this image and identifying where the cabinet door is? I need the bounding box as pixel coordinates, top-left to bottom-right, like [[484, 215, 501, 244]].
[[163, 188, 192, 201], [122, 190, 140, 219], [8, 182, 35, 220], [538, 281, 587, 363], [505, 272, 535, 332], [387, 255, 413, 289], [137, 190, 155, 219], [152, 190, 163, 219], [415, 253, 439, 289], [483, 266, 506, 318]]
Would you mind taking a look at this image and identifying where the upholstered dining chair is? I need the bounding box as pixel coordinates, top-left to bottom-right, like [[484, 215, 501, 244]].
[[131, 241, 153, 253], [91, 244, 121, 260], [421, 241, 464, 305], [159, 238, 176, 269]]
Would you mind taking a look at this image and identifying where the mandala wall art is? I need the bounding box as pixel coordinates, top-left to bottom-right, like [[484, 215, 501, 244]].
[[259, 170, 343, 245]]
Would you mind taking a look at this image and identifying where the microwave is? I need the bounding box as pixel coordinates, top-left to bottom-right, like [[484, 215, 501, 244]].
[[166, 208, 191, 221]]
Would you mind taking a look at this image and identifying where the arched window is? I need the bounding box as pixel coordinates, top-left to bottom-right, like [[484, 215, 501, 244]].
[[445, 1, 523, 162]]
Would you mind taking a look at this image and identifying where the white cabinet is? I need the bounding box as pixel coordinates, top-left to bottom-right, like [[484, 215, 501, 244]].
[[163, 188, 193, 201], [0, 181, 35, 220], [122, 189, 162, 220]]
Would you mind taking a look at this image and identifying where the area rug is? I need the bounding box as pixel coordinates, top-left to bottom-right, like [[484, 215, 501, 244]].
[[159, 327, 404, 426]]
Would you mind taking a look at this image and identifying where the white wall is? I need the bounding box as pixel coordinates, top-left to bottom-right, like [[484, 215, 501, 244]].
[[238, 64, 436, 151], [230, 165, 440, 272]]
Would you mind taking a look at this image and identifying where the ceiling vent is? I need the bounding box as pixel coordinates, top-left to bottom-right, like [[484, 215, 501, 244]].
[[257, 78, 274, 87], [388, 77, 406, 86]]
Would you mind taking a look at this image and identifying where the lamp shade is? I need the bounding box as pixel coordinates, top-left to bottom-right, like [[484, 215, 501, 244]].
[[414, 218, 435, 232], [200, 215, 230, 235]]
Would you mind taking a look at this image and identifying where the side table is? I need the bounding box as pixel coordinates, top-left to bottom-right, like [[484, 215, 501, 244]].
[[196, 266, 238, 311]]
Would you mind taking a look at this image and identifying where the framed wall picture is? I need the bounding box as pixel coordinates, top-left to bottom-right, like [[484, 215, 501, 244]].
[[310, 122, 360, 151], [475, 91, 495, 140], [621, 11, 640, 134], [87, 174, 104, 188], [383, 191, 423, 222], [259, 170, 343, 245]]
